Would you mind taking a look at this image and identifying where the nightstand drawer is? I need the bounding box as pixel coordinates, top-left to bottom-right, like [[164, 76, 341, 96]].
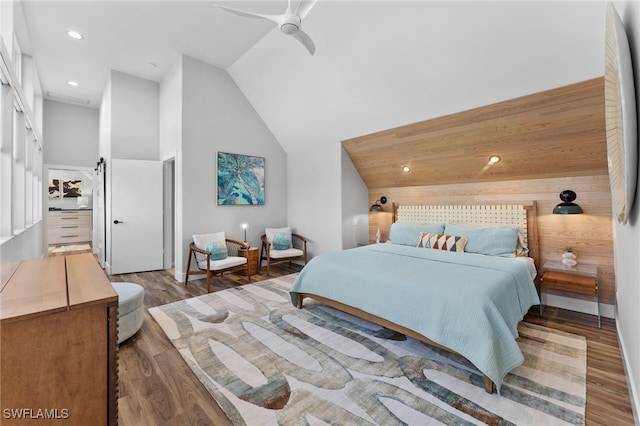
[[541, 271, 597, 295], [539, 261, 600, 328]]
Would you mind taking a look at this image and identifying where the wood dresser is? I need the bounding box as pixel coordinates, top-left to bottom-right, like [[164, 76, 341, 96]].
[[0, 254, 119, 425], [48, 209, 92, 245]]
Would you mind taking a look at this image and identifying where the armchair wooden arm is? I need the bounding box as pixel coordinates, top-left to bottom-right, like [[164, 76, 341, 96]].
[[225, 238, 250, 256], [185, 239, 251, 293], [260, 232, 308, 276]]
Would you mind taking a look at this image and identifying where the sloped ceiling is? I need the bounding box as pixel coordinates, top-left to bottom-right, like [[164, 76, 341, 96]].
[[228, 1, 607, 155], [19, 1, 608, 157], [342, 78, 608, 189]]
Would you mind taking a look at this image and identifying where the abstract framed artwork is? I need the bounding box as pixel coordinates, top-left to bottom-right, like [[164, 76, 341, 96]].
[[63, 179, 82, 198], [217, 152, 265, 205], [49, 178, 61, 199]]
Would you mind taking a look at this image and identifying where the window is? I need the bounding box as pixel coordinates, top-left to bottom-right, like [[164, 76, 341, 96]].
[[0, 28, 43, 244], [0, 80, 12, 238], [12, 106, 25, 233]]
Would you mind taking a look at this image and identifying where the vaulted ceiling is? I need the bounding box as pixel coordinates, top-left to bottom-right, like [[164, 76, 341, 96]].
[[18, 1, 607, 156]]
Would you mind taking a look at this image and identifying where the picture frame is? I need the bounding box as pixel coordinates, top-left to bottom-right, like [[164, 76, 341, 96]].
[[49, 178, 61, 199], [217, 152, 265, 205], [63, 179, 82, 198]]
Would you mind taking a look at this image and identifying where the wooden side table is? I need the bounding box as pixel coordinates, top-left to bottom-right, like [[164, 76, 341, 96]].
[[539, 261, 600, 328], [238, 247, 259, 276]]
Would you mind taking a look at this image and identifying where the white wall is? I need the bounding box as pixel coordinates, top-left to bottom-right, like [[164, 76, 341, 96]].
[[43, 100, 98, 166], [341, 146, 368, 249], [287, 143, 343, 257], [99, 79, 112, 162], [159, 57, 182, 159], [110, 70, 159, 161], [178, 55, 288, 279], [0, 224, 44, 262], [612, 2, 640, 422]]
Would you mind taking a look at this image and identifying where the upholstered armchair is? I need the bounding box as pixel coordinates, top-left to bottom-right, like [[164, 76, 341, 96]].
[[185, 232, 251, 293], [260, 227, 308, 276]]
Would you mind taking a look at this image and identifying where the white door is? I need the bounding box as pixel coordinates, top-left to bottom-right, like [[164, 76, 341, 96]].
[[110, 159, 163, 274]]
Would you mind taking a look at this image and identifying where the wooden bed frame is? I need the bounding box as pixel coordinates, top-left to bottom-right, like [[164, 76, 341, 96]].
[[295, 202, 539, 394]]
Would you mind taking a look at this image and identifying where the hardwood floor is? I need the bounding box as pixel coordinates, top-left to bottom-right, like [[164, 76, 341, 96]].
[[110, 265, 635, 425]]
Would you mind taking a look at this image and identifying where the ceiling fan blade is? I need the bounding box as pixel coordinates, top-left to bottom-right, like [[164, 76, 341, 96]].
[[295, 0, 318, 20], [216, 5, 280, 24], [293, 30, 316, 55]]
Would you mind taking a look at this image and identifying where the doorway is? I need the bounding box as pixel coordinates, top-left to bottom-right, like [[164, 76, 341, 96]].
[[45, 165, 96, 255], [163, 157, 175, 271]]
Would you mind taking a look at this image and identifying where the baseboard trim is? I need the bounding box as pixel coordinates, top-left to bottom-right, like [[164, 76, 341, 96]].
[[541, 293, 615, 319], [617, 318, 640, 425]]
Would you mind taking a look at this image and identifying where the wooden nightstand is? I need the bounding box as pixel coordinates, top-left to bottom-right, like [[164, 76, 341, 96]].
[[539, 261, 600, 328], [237, 247, 259, 276]]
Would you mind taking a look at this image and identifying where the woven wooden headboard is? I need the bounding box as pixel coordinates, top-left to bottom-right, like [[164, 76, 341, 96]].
[[392, 202, 540, 267]]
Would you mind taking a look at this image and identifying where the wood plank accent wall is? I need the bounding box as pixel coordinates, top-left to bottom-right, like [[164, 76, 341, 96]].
[[342, 78, 607, 188], [345, 78, 614, 306]]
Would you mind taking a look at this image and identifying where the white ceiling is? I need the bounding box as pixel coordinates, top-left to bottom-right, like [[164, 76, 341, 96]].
[[19, 0, 283, 107], [17, 1, 608, 154]]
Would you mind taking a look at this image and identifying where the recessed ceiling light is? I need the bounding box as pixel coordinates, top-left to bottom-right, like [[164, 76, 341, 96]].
[[489, 155, 501, 164], [402, 166, 411, 173], [68, 81, 79, 87], [66, 30, 83, 40]]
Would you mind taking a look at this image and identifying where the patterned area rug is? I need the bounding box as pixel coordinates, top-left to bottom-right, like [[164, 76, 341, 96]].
[[149, 274, 586, 425]]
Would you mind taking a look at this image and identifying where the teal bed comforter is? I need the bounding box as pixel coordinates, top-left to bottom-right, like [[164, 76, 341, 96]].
[[289, 243, 540, 391]]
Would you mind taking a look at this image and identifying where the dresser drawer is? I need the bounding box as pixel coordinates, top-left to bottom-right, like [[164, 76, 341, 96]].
[[49, 225, 91, 244], [49, 210, 91, 226], [49, 210, 92, 244]]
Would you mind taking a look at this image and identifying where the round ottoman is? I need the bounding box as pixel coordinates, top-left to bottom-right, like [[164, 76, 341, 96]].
[[112, 282, 145, 344]]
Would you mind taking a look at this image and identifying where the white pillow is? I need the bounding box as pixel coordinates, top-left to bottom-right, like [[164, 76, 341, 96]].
[[193, 232, 228, 260], [193, 232, 226, 250], [265, 227, 292, 250]]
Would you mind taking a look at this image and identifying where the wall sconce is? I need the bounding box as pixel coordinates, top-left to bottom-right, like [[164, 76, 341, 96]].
[[240, 223, 249, 243], [370, 196, 387, 212], [553, 190, 584, 214]]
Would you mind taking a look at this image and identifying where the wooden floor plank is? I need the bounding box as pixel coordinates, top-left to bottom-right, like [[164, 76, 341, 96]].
[[109, 264, 635, 425]]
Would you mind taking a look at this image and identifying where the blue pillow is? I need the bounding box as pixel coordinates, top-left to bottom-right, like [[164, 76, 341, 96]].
[[205, 241, 228, 261], [443, 224, 518, 257], [387, 223, 445, 246], [272, 232, 292, 250]]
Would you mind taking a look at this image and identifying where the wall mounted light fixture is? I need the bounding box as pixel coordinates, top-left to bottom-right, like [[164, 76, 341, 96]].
[[553, 190, 584, 214], [370, 196, 387, 212]]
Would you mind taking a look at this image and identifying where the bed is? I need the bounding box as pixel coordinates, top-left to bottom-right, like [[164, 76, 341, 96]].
[[290, 202, 541, 394]]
